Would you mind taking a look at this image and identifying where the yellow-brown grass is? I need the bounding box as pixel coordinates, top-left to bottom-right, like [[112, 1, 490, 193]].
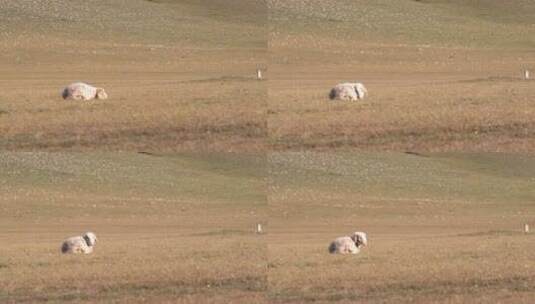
[[0, 42, 266, 152], [0, 0, 267, 152], [2, 1, 535, 303], [267, 152, 535, 303], [268, 0, 535, 152], [269, 44, 535, 152], [0, 153, 268, 303]]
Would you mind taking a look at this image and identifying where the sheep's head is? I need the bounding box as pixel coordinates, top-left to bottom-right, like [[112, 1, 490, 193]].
[[61, 88, 69, 99], [351, 232, 367, 248], [96, 88, 108, 100], [83, 232, 98, 247]]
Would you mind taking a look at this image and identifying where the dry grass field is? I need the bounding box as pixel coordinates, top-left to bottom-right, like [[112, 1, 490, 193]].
[[2, 152, 534, 303], [0, 153, 267, 303], [2, 1, 534, 152], [269, 0, 535, 152], [0, 0, 267, 152], [2, 1, 535, 303], [268, 152, 535, 303]]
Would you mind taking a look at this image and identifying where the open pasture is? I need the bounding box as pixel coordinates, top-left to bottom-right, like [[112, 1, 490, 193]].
[[0, 152, 267, 303], [0, 0, 267, 152], [269, 0, 535, 152], [268, 152, 535, 303]]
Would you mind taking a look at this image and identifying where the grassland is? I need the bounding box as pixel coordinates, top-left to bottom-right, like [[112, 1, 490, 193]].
[[268, 152, 535, 303], [0, 152, 267, 303], [0, 0, 267, 152], [2, 1, 535, 303], [1, 1, 535, 152], [2, 154, 535, 303], [269, 0, 535, 152]]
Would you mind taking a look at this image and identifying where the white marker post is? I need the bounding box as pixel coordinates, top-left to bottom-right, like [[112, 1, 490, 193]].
[[257, 69, 263, 80], [256, 223, 263, 234], [525, 224, 530, 233], [524, 70, 530, 80]]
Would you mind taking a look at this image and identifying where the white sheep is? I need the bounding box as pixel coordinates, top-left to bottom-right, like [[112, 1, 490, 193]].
[[329, 82, 368, 101], [61, 232, 98, 254], [328, 231, 368, 254], [62, 82, 108, 101]]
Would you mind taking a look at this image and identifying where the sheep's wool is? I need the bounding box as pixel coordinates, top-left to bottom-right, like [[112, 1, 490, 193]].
[[329, 82, 367, 101], [62, 82, 108, 101], [61, 232, 97, 254]]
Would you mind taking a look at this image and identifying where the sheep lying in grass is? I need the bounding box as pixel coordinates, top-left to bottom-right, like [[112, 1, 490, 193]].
[[62, 82, 108, 101], [328, 231, 368, 254], [329, 82, 368, 101], [61, 232, 98, 254]]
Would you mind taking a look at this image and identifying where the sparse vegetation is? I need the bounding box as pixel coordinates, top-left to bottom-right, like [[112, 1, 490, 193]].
[[0, 152, 267, 303], [1, 1, 534, 152], [2, 1, 535, 303], [0, 0, 267, 152], [268, 152, 535, 303], [269, 0, 535, 152]]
